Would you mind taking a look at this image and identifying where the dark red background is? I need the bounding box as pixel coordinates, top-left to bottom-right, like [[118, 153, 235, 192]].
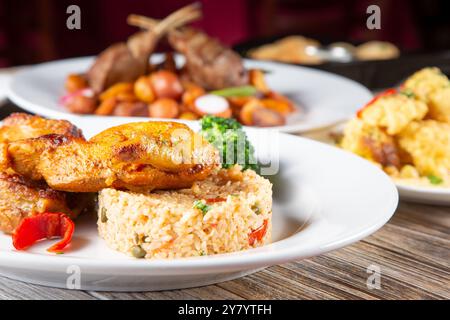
[[1, 0, 449, 67]]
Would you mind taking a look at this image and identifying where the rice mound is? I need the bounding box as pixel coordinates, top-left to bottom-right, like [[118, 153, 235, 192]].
[[97, 166, 272, 259]]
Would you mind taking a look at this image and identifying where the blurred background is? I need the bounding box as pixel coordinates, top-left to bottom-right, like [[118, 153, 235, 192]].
[[1, 0, 449, 67]]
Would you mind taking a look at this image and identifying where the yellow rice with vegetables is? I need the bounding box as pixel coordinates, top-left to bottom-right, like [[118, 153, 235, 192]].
[[341, 67, 450, 188], [98, 165, 272, 259]]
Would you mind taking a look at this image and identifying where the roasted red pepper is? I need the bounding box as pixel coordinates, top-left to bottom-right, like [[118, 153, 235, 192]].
[[205, 197, 226, 204], [357, 88, 397, 118], [12, 212, 75, 253], [248, 219, 268, 246]]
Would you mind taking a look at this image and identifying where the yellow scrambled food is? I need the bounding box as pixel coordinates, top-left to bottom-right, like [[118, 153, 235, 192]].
[[341, 67, 450, 188]]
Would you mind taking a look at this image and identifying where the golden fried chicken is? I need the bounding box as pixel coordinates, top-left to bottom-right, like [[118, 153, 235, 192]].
[[1, 121, 219, 192], [0, 113, 88, 234], [341, 118, 401, 168], [397, 120, 450, 178], [0, 113, 83, 142], [0, 173, 81, 234], [358, 93, 428, 135]]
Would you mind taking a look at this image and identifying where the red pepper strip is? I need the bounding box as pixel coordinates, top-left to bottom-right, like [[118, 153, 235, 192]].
[[205, 197, 226, 204], [248, 219, 269, 246], [356, 88, 397, 118], [12, 212, 75, 253]]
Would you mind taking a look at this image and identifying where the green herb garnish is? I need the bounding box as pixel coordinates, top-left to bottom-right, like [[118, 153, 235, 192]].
[[200, 116, 259, 171], [427, 175, 443, 185], [400, 90, 415, 98], [210, 86, 258, 97], [193, 200, 211, 215]]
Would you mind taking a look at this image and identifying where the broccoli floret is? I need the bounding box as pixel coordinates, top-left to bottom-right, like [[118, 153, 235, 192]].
[[200, 116, 259, 171]]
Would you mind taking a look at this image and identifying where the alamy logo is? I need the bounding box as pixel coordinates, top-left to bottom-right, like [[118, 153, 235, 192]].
[[66, 265, 81, 289], [366, 264, 381, 290], [66, 5, 81, 30], [366, 5, 381, 30]]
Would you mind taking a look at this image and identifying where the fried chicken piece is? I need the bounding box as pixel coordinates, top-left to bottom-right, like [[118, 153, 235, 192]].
[[2, 122, 219, 192], [0, 113, 89, 234], [0, 113, 83, 142], [0, 173, 83, 234], [359, 93, 428, 135], [397, 120, 450, 178], [341, 118, 401, 168]]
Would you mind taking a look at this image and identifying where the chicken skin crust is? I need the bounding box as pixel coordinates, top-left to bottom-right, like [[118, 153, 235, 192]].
[[0, 113, 87, 234], [1, 121, 219, 192], [0, 113, 83, 142]]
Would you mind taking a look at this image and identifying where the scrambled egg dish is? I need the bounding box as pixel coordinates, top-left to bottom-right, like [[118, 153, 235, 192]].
[[341, 67, 450, 188]]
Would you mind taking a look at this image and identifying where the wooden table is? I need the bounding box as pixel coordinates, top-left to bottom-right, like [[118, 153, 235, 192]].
[[0, 103, 448, 300]]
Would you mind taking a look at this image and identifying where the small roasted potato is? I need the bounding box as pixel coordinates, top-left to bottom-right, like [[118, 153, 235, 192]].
[[252, 108, 286, 127], [134, 76, 155, 103], [150, 70, 183, 100], [249, 69, 270, 93], [179, 112, 199, 120], [113, 101, 148, 117], [65, 95, 97, 114], [260, 98, 293, 116], [148, 98, 179, 118], [182, 82, 205, 112], [240, 99, 285, 127], [65, 74, 88, 93], [95, 97, 117, 115], [99, 82, 133, 101]]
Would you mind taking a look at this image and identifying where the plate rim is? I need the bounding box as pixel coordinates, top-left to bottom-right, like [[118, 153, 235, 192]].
[[7, 55, 373, 133]]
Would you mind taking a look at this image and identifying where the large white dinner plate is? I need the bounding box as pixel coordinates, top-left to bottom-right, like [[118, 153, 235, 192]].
[[7, 56, 372, 133], [0, 118, 397, 291]]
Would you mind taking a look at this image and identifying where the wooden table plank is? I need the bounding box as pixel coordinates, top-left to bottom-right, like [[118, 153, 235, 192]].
[[0, 276, 96, 300]]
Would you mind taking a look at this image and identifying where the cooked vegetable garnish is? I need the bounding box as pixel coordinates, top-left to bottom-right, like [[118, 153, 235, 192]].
[[12, 212, 75, 253], [248, 219, 269, 246], [210, 86, 258, 97], [200, 116, 259, 171], [400, 90, 415, 98], [427, 175, 443, 185], [193, 200, 211, 215]]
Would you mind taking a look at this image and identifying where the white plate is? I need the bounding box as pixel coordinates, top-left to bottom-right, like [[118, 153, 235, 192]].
[[0, 118, 398, 291], [7, 56, 372, 133], [396, 184, 450, 206]]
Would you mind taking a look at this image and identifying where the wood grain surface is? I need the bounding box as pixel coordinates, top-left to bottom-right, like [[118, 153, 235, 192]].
[[0, 103, 448, 300]]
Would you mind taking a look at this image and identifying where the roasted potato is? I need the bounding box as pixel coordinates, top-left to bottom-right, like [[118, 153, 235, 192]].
[[65, 94, 97, 114], [150, 70, 183, 100], [240, 99, 285, 127], [113, 101, 148, 117], [148, 98, 179, 118], [134, 76, 155, 103], [65, 74, 88, 93]]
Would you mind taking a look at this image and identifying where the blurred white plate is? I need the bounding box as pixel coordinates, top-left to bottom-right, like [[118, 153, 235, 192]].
[[0, 118, 398, 291], [7, 55, 372, 133], [396, 184, 450, 206], [0, 73, 12, 107]]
